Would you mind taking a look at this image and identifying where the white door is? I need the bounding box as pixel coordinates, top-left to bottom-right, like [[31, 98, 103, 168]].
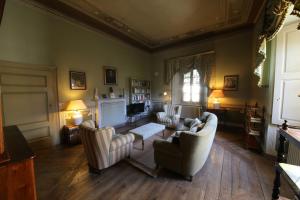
[[0, 61, 59, 144], [272, 22, 300, 126]]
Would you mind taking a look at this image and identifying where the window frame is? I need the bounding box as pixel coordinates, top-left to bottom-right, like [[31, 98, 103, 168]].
[[181, 69, 200, 105]]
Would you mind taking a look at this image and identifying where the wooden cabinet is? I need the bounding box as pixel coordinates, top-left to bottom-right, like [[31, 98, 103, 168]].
[[62, 125, 81, 145], [0, 126, 36, 200]]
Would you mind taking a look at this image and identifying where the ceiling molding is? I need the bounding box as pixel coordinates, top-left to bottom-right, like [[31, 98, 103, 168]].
[[29, 0, 151, 51], [154, 24, 254, 52], [0, 0, 5, 25], [24, 0, 262, 52]]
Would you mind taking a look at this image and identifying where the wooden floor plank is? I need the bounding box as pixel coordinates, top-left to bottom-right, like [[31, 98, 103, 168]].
[[31, 126, 292, 200]]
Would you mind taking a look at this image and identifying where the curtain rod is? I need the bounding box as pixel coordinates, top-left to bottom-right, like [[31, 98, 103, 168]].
[[166, 50, 215, 61]]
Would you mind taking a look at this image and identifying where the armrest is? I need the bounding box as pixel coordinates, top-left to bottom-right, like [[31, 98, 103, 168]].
[[153, 139, 181, 156]]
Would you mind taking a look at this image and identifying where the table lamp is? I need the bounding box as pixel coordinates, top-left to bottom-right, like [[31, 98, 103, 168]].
[[209, 89, 224, 109], [65, 100, 87, 125]]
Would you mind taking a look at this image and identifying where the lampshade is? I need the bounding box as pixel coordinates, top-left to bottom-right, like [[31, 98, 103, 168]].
[[65, 100, 87, 111], [209, 89, 224, 98]]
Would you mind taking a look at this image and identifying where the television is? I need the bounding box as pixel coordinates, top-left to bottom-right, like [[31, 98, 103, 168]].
[[127, 103, 145, 115]]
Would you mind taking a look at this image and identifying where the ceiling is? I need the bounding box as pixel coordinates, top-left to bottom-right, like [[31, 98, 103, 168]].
[[28, 0, 265, 51]]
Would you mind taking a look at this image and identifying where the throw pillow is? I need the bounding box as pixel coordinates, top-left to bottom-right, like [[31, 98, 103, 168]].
[[196, 123, 205, 132], [189, 118, 201, 133]]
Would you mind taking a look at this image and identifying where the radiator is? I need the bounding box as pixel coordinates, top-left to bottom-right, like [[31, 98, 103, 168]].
[[287, 143, 300, 165]]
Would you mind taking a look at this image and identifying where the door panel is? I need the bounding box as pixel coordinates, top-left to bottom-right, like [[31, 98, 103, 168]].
[[282, 80, 300, 121], [2, 92, 49, 126], [0, 61, 59, 143]]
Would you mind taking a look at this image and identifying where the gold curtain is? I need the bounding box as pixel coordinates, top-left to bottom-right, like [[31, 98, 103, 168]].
[[255, 0, 300, 87]]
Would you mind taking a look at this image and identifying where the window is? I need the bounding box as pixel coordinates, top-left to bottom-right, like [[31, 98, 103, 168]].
[[182, 69, 200, 103]]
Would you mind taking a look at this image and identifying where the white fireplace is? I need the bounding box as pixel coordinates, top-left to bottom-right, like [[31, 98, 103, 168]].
[[97, 98, 127, 128]]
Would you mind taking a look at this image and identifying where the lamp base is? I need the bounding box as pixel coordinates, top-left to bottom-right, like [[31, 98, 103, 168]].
[[71, 115, 83, 125], [213, 102, 221, 109]]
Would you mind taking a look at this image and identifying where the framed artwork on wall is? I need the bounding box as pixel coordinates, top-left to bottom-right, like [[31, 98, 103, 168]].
[[70, 71, 86, 90], [224, 75, 239, 91], [0, 0, 5, 25], [104, 66, 117, 85]]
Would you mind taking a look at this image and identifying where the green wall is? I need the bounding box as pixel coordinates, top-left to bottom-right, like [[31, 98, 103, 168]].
[[151, 29, 253, 106], [0, 0, 152, 103]]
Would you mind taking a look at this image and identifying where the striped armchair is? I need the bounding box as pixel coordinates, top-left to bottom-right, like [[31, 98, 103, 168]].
[[79, 120, 135, 173], [156, 104, 182, 128]]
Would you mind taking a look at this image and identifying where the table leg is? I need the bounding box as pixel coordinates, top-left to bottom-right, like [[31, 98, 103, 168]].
[[162, 130, 165, 138], [142, 139, 144, 151], [272, 134, 288, 199]]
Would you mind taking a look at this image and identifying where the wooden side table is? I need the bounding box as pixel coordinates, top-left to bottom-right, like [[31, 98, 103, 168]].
[[272, 121, 300, 199], [62, 125, 81, 145]]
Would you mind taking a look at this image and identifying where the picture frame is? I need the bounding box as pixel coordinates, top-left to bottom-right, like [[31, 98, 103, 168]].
[[0, 0, 5, 25], [69, 71, 86, 90], [224, 75, 239, 91], [104, 66, 117, 85]]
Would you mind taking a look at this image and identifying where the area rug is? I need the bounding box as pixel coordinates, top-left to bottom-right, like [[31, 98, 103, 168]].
[[126, 132, 166, 177]]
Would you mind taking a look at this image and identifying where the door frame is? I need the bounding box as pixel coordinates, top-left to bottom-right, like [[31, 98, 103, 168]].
[[0, 60, 60, 145]]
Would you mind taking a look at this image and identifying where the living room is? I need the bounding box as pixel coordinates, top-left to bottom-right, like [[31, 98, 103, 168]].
[[0, 0, 300, 199]]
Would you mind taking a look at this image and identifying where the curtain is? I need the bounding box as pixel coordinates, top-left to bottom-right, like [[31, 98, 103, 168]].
[[255, 0, 300, 87], [195, 53, 216, 109], [165, 52, 215, 108]]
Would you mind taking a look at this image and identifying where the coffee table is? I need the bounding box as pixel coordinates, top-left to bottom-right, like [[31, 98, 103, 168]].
[[129, 122, 165, 150]]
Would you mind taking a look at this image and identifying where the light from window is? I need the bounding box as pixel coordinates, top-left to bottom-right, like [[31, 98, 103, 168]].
[[182, 69, 200, 103]]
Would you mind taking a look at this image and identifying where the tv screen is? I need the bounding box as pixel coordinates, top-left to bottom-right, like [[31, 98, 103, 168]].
[[127, 103, 144, 115]]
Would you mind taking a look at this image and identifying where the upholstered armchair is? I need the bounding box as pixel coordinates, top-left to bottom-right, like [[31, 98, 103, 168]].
[[153, 112, 217, 181], [156, 104, 182, 128], [79, 120, 135, 173]]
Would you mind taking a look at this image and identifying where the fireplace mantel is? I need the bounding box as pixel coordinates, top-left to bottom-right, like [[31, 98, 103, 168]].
[[97, 98, 127, 128]]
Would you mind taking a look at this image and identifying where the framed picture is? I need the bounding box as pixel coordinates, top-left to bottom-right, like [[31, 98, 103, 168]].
[[0, 0, 5, 25], [69, 71, 86, 90], [104, 66, 117, 85], [224, 75, 239, 91]]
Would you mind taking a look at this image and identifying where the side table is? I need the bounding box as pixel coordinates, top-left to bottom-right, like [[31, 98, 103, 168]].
[[62, 125, 81, 145]]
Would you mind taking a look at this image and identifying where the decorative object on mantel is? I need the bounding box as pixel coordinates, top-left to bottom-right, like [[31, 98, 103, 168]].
[[224, 75, 239, 91], [109, 87, 115, 98], [70, 71, 86, 90], [65, 100, 88, 125], [209, 89, 224, 109], [94, 88, 99, 101], [104, 66, 117, 85], [254, 0, 300, 87]]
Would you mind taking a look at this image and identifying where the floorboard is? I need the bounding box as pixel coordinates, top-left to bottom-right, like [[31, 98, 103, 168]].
[[31, 125, 293, 200]]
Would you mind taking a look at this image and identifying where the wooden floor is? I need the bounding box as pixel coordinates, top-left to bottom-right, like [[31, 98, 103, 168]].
[[31, 125, 293, 200]]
